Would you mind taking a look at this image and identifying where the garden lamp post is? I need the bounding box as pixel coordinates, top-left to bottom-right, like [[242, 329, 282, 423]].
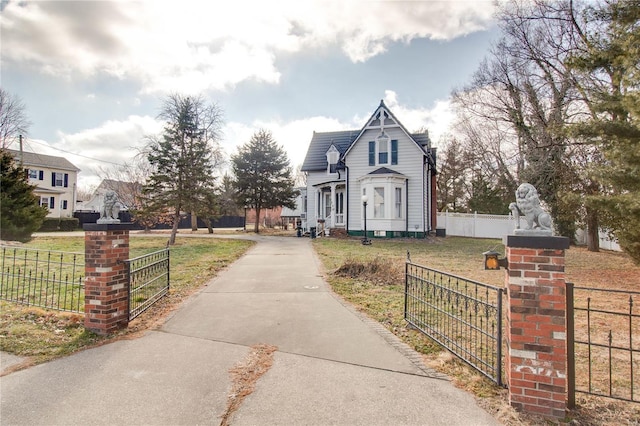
[[362, 195, 371, 245]]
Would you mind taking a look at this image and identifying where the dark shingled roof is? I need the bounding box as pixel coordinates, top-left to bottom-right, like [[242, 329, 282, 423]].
[[300, 130, 359, 172], [5, 148, 80, 171], [300, 102, 433, 173], [368, 167, 404, 176]]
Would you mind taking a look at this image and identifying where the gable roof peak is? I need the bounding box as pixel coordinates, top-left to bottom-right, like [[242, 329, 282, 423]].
[[379, 99, 386, 108]]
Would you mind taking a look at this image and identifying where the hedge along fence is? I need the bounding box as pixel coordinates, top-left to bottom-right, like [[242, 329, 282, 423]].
[[38, 218, 80, 232]]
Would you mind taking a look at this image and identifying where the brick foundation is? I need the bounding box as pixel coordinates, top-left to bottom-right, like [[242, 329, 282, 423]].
[[505, 235, 570, 419], [84, 224, 132, 334]]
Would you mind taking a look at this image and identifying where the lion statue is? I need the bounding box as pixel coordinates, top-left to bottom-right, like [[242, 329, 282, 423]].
[[99, 190, 121, 222], [509, 183, 552, 232]]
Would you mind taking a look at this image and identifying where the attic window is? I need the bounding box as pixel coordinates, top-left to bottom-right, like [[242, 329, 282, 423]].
[[326, 145, 340, 174], [377, 132, 389, 164]]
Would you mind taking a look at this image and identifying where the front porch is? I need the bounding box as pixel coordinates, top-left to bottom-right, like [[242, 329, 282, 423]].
[[313, 180, 346, 233]]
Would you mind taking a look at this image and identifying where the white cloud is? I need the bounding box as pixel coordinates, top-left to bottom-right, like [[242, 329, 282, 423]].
[[223, 116, 351, 170], [224, 91, 454, 170], [382, 90, 454, 145], [23, 91, 451, 190], [35, 115, 163, 190], [1, 0, 495, 93]]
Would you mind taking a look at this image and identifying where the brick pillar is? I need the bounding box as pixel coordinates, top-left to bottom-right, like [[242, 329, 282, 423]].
[[505, 235, 571, 419], [84, 223, 132, 335]]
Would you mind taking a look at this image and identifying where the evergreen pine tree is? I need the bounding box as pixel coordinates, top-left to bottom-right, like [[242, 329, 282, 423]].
[[0, 150, 47, 241], [231, 129, 298, 233], [142, 94, 223, 245], [570, 0, 640, 262]]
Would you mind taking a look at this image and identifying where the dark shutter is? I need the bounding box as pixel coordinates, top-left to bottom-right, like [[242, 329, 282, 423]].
[[391, 140, 398, 165], [50, 197, 55, 209], [51, 172, 56, 186], [39, 170, 44, 180], [63, 200, 68, 210], [64, 173, 69, 188], [368, 141, 375, 166]]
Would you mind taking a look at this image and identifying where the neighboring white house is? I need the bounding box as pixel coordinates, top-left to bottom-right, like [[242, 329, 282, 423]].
[[7, 149, 80, 219], [280, 186, 307, 228], [300, 100, 437, 238], [76, 179, 140, 212]]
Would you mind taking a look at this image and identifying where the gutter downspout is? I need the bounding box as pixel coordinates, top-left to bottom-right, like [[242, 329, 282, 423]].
[[405, 179, 408, 237], [344, 165, 349, 235]]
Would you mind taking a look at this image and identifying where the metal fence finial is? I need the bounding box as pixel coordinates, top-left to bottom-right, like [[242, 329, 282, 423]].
[[406, 250, 411, 263]]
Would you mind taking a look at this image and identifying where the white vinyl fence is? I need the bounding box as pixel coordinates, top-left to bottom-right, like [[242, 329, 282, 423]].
[[436, 211, 622, 252], [436, 211, 514, 239]]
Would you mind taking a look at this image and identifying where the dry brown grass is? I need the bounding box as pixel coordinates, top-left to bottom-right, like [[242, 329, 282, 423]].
[[220, 344, 278, 426], [314, 236, 640, 425]]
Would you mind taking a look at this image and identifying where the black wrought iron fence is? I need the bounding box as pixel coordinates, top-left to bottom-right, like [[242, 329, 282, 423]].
[[125, 248, 169, 320], [404, 252, 504, 385], [567, 283, 640, 406], [0, 245, 84, 313]]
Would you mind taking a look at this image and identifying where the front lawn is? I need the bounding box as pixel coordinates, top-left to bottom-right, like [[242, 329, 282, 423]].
[[313, 236, 640, 426], [0, 236, 254, 367]]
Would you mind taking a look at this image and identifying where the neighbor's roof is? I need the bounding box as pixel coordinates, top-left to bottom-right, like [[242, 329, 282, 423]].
[[5, 149, 80, 172]]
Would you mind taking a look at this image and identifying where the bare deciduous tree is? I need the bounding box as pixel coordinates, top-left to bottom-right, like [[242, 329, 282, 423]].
[[0, 89, 31, 149]]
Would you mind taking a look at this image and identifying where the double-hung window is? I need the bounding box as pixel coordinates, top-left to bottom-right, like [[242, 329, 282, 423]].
[[378, 139, 388, 164], [374, 187, 385, 218], [52, 172, 68, 187], [395, 188, 402, 218], [368, 138, 398, 166]]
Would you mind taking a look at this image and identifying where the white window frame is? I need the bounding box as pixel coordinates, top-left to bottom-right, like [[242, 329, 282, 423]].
[[395, 187, 402, 219], [54, 172, 64, 187], [40, 197, 49, 209], [378, 139, 389, 165], [28, 169, 38, 179], [374, 187, 385, 219]]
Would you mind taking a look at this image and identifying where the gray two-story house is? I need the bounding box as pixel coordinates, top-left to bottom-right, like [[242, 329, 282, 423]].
[[300, 100, 437, 238]]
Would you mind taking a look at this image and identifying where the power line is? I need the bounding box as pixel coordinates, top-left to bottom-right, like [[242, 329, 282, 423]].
[[25, 138, 127, 167]]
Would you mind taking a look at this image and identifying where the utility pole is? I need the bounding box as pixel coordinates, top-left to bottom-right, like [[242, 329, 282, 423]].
[[19, 134, 24, 166]]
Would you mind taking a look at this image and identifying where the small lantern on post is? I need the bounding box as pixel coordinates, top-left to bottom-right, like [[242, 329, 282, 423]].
[[483, 250, 508, 270], [361, 194, 371, 246]]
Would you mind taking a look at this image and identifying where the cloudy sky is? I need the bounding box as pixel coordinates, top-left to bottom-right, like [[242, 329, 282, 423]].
[[1, 0, 498, 190]]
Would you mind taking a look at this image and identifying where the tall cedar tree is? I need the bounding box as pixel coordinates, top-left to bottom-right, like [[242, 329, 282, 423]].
[[570, 0, 640, 263], [143, 94, 223, 245], [232, 129, 298, 233], [0, 150, 47, 241]]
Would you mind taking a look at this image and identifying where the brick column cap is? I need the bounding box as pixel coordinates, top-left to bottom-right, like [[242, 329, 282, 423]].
[[83, 223, 134, 231], [504, 235, 570, 249]]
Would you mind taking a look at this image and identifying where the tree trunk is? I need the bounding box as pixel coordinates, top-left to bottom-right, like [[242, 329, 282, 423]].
[[169, 211, 180, 246], [586, 207, 600, 252], [254, 208, 261, 233], [203, 218, 214, 234], [191, 211, 198, 231]]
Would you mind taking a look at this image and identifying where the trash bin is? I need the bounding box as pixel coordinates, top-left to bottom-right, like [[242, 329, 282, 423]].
[[310, 227, 316, 239], [296, 227, 302, 237]]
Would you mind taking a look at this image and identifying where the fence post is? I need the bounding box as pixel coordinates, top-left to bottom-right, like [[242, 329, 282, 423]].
[[83, 223, 132, 335], [504, 235, 571, 419]]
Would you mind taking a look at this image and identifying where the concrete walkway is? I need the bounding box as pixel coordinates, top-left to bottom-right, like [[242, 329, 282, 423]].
[[0, 236, 499, 425]]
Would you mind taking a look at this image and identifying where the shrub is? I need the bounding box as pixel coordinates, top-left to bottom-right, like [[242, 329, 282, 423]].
[[39, 218, 60, 232], [59, 218, 79, 231]]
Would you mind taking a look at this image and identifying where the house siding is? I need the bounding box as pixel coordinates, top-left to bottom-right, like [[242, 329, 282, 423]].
[[301, 101, 435, 238], [8, 149, 79, 219], [345, 127, 428, 234]]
